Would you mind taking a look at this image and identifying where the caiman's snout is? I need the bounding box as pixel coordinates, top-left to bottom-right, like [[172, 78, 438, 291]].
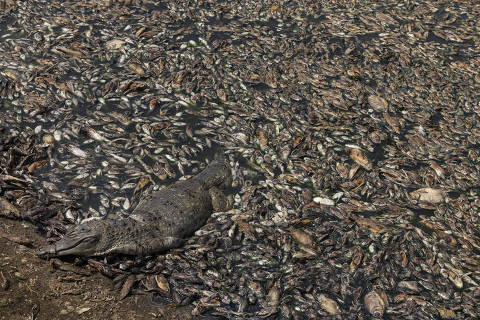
[[37, 243, 57, 258], [37, 223, 101, 258]]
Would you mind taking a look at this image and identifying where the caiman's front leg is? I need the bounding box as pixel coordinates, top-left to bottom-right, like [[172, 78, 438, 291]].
[[209, 186, 233, 212]]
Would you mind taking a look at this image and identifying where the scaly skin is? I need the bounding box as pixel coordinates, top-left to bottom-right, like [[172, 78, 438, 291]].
[[37, 156, 232, 257]]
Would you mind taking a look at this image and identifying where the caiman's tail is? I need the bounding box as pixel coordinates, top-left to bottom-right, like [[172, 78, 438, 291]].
[[194, 154, 231, 189]]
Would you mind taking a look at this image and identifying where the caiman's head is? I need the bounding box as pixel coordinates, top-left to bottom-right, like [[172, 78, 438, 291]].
[[37, 220, 106, 258]]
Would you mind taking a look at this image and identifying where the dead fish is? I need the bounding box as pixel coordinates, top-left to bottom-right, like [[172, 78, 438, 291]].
[[68, 145, 89, 158], [364, 288, 388, 317]]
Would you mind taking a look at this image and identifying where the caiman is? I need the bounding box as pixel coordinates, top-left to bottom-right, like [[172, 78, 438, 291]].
[[38, 156, 232, 257]]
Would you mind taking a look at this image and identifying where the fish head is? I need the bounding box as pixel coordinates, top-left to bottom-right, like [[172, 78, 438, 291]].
[[37, 221, 103, 257]]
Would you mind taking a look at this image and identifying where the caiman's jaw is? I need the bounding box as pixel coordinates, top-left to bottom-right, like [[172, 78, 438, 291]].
[[37, 223, 102, 258]]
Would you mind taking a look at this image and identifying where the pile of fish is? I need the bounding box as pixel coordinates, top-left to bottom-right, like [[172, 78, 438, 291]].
[[0, 0, 479, 318]]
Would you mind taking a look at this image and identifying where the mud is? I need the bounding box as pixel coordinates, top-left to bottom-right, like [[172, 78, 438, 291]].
[[0, 217, 172, 320]]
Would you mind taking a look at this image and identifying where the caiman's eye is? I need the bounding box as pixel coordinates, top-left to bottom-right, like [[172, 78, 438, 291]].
[[77, 225, 91, 233], [67, 225, 89, 236]]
